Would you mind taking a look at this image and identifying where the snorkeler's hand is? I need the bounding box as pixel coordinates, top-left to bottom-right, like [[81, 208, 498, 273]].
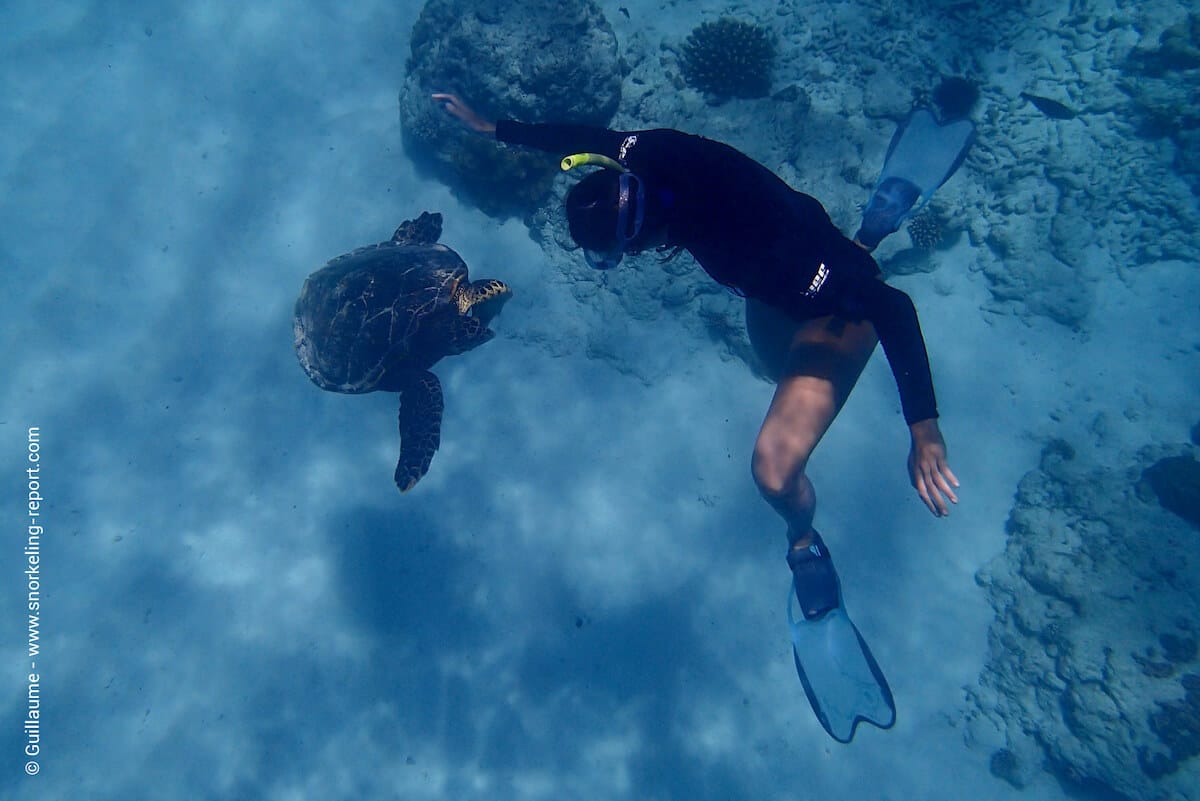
[[431, 93, 496, 135], [907, 419, 960, 517]]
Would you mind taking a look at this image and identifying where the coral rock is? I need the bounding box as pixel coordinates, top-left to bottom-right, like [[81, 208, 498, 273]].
[[972, 442, 1200, 799], [1142, 454, 1200, 529], [398, 0, 621, 218]]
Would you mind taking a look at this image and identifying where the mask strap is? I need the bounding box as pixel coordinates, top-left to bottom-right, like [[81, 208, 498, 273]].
[[616, 173, 646, 244]]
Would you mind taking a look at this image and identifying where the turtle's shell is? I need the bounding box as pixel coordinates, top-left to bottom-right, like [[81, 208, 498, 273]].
[[294, 240, 468, 393]]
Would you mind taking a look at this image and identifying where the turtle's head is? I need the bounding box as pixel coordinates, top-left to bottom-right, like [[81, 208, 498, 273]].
[[458, 279, 512, 327]]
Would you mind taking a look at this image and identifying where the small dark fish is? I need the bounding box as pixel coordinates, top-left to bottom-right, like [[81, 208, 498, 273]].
[[1020, 92, 1077, 120], [619, 6, 630, 18]]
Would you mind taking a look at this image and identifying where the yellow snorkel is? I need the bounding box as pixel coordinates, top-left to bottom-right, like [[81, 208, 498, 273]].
[[561, 153, 628, 173]]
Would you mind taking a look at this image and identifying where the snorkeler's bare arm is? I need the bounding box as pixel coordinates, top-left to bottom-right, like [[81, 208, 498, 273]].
[[431, 93, 496, 135], [907, 418, 959, 517]]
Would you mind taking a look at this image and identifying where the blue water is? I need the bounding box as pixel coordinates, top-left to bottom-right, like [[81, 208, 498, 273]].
[[3, 2, 1198, 800]]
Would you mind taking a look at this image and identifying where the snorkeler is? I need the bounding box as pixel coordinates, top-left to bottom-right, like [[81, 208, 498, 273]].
[[433, 92, 965, 741]]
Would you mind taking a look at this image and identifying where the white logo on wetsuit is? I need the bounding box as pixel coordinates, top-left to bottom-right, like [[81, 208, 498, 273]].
[[805, 262, 829, 296], [618, 135, 638, 162]]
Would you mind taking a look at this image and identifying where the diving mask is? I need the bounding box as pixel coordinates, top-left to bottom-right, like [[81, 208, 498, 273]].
[[562, 153, 646, 270]]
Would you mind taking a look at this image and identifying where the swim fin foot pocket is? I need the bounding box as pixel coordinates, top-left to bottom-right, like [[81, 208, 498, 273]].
[[786, 533, 897, 743], [787, 533, 841, 620]]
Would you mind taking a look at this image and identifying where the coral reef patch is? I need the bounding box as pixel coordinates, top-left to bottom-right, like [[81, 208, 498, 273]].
[[951, 4, 1200, 329], [968, 439, 1200, 800], [1147, 674, 1200, 778], [1121, 12, 1200, 195]]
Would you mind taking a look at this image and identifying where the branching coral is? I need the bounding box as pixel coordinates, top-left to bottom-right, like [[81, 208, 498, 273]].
[[906, 206, 947, 250], [680, 18, 775, 101]]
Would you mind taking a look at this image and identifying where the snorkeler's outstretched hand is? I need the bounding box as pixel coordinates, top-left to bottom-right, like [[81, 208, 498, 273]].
[[907, 419, 960, 517], [431, 93, 496, 135]]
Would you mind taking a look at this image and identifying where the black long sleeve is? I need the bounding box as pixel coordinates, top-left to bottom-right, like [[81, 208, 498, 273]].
[[496, 119, 625, 159], [856, 279, 938, 424]]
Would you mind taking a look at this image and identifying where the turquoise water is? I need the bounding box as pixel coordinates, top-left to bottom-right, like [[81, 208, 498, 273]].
[[3, 2, 1198, 799]]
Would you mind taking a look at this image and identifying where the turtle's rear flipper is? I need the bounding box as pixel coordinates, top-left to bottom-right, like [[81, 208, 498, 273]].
[[395, 370, 444, 492]]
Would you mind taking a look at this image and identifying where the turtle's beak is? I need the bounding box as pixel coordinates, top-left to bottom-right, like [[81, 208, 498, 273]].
[[471, 288, 511, 327]]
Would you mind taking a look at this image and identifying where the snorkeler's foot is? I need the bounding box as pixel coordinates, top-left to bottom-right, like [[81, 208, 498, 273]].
[[787, 532, 841, 621]]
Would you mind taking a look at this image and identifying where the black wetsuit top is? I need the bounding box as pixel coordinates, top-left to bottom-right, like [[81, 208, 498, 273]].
[[496, 120, 938, 424]]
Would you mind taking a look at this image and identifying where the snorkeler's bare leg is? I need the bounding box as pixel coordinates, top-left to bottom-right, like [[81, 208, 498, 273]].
[[750, 313, 878, 550]]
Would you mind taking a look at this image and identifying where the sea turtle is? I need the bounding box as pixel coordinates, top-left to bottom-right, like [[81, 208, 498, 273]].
[[294, 211, 511, 492]]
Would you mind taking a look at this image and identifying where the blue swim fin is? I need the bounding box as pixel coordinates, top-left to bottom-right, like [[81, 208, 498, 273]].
[[856, 107, 976, 249], [787, 540, 896, 743]]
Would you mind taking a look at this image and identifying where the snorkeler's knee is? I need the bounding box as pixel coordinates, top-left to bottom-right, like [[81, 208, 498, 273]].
[[751, 437, 808, 499]]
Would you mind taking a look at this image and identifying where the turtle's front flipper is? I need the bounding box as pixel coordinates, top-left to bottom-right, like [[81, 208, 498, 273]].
[[444, 314, 495, 356], [395, 370, 444, 492]]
